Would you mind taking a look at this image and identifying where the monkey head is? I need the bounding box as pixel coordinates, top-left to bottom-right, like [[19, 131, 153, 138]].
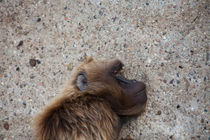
[[70, 56, 147, 116]]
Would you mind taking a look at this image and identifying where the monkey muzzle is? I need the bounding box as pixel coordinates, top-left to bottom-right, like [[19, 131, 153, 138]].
[[111, 60, 147, 112]]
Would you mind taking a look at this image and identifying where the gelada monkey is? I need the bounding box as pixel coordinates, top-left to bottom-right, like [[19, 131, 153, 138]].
[[34, 57, 147, 140]]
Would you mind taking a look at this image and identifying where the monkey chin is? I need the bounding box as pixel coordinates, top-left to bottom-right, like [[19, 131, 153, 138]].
[[110, 59, 147, 116]]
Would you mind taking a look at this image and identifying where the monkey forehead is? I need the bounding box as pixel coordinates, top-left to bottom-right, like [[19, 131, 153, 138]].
[[71, 60, 116, 83], [82, 59, 122, 73], [76, 59, 107, 72], [69, 58, 123, 83], [79, 62, 108, 79]]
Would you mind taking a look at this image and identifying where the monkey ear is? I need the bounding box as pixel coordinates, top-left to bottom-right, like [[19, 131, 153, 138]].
[[76, 72, 88, 91], [85, 56, 93, 63]]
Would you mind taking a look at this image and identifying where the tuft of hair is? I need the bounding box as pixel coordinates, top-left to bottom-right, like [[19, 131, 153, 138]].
[[34, 93, 120, 140]]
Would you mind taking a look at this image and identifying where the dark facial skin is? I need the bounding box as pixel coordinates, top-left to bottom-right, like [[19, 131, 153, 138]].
[[108, 60, 147, 116]]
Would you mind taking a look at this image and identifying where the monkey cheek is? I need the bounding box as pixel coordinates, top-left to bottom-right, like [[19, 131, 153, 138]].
[[123, 82, 147, 107]]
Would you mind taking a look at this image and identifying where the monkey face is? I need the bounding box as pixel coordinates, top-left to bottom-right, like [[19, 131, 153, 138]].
[[71, 57, 147, 116]]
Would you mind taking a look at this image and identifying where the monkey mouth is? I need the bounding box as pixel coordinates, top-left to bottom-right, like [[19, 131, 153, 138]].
[[111, 60, 147, 106]]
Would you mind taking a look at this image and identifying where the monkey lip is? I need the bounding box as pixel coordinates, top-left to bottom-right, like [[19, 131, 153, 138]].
[[111, 60, 147, 105], [116, 74, 146, 93], [116, 74, 147, 106]]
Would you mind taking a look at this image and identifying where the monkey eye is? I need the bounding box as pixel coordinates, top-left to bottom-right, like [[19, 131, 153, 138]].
[[111, 60, 124, 75], [76, 72, 88, 91], [113, 70, 118, 75]]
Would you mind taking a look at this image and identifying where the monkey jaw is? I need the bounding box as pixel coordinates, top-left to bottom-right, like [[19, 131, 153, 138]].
[[116, 74, 147, 104], [111, 60, 147, 115]]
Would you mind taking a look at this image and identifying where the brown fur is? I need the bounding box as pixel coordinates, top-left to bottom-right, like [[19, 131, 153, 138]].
[[34, 57, 147, 140]]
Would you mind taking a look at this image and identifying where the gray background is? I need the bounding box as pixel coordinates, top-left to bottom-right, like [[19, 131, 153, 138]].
[[0, 0, 209, 139]]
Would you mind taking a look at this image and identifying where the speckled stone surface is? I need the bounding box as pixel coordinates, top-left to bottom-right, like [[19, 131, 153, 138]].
[[0, 0, 209, 139]]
